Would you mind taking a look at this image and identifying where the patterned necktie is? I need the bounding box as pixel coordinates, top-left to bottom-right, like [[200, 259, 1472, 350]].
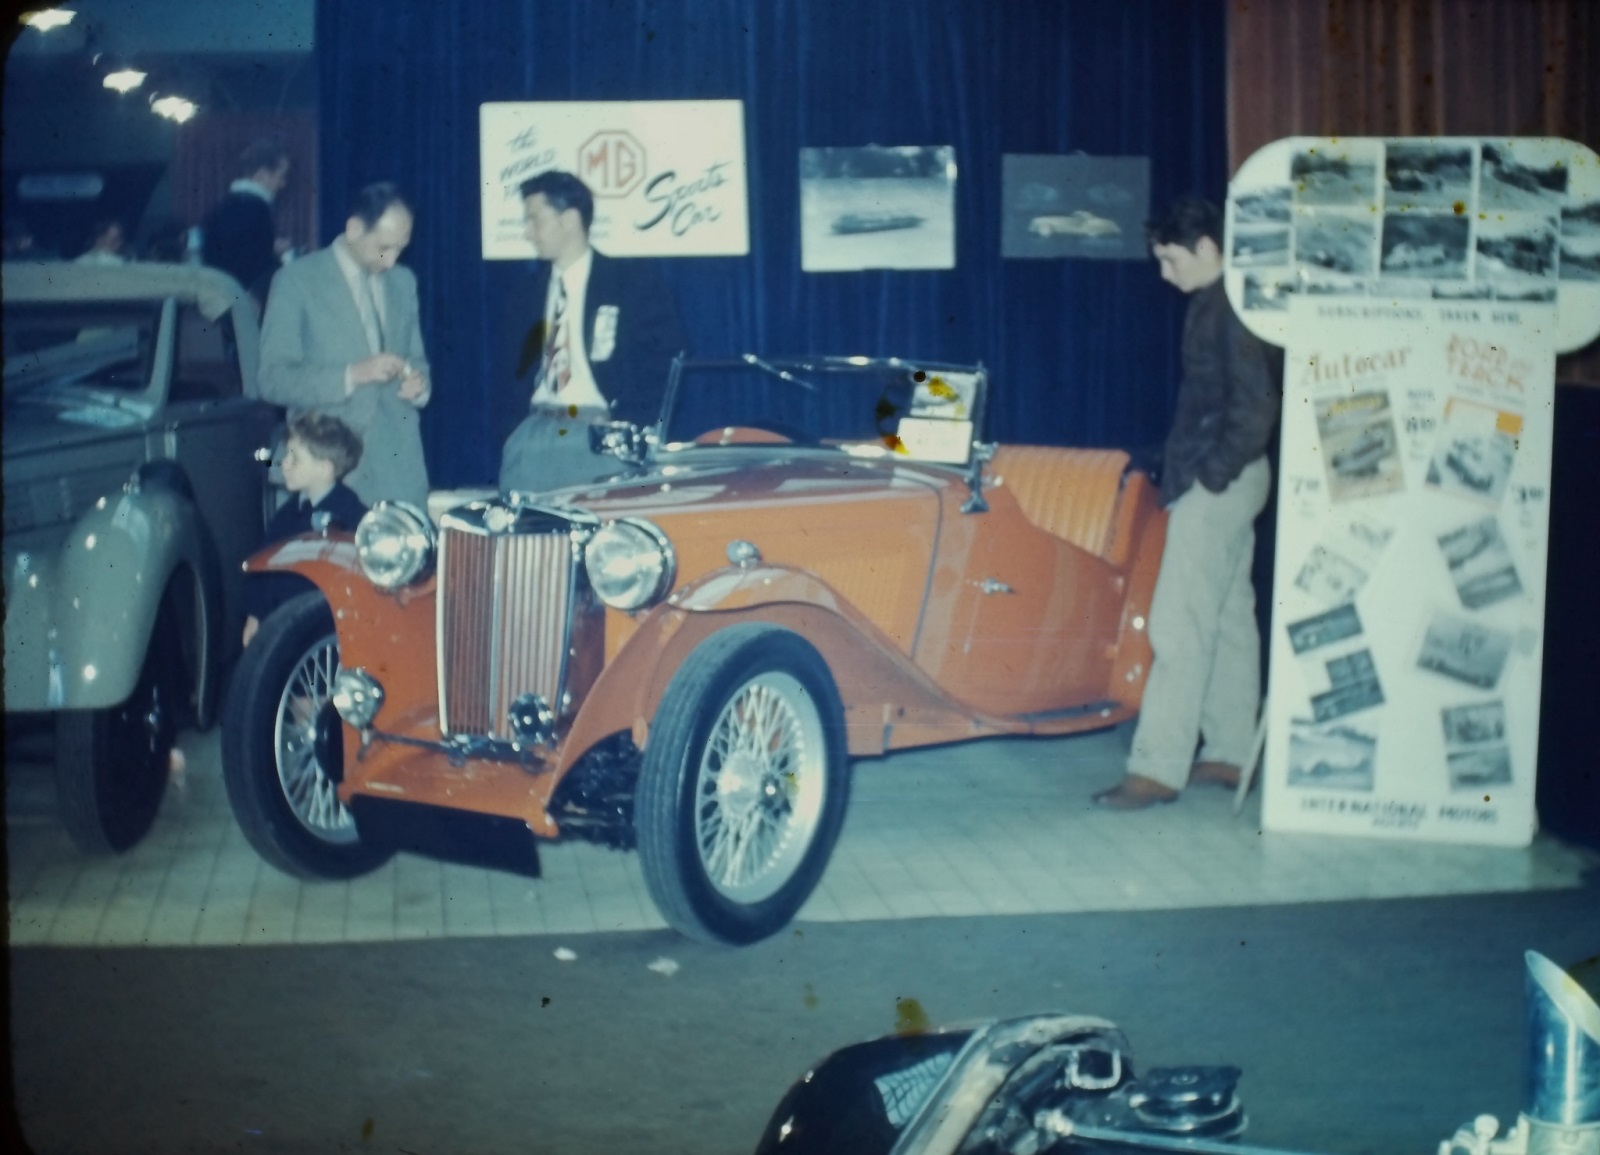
[[541, 278, 571, 394]]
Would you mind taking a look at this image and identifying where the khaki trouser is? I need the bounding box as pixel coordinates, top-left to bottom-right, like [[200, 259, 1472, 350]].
[[1127, 457, 1271, 790]]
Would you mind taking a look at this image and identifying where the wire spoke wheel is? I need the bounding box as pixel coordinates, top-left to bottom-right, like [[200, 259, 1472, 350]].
[[222, 592, 389, 880], [636, 624, 849, 945], [272, 632, 358, 844], [694, 673, 826, 904]]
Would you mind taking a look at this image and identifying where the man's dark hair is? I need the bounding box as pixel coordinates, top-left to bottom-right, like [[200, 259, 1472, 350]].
[[519, 170, 594, 232], [239, 137, 289, 178], [288, 412, 363, 480], [348, 182, 410, 229], [1145, 196, 1223, 250]]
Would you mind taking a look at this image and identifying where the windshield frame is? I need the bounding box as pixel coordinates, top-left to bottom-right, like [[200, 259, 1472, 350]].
[[3, 297, 173, 419], [655, 354, 988, 469]]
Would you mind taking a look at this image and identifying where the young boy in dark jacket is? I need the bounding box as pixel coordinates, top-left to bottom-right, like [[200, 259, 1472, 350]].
[[242, 413, 367, 646]]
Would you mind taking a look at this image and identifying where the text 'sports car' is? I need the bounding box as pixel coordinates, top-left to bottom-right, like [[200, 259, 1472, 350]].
[[3, 262, 277, 853], [222, 356, 1167, 944]]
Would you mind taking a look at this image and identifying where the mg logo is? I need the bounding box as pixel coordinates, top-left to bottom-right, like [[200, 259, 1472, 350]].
[[578, 131, 646, 198]]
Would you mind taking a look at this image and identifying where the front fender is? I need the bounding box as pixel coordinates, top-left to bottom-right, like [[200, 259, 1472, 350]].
[[244, 536, 441, 722], [554, 563, 980, 777], [4, 484, 212, 711]]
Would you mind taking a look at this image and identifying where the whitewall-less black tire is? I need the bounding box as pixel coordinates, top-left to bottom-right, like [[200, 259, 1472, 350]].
[[636, 624, 850, 945]]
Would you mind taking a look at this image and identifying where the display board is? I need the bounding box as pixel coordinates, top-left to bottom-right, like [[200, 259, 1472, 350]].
[[480, 100, 749, 259], [1227, 136, 1600, 847]]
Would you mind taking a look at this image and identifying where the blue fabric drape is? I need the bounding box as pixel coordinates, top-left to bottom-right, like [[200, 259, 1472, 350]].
[[316, 0, 1226, 487]]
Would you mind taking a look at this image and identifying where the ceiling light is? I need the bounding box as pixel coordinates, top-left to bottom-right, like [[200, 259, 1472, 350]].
[[19, 8, 76, 31], [104, 69, 147, 94], [151, 95, 199, 124]]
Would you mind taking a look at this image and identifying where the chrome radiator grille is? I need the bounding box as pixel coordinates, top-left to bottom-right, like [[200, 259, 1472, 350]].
[[437, 521, 576, 740]]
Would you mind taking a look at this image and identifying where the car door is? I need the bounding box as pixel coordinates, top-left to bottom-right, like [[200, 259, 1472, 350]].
[[915, 487, 1121, 718]]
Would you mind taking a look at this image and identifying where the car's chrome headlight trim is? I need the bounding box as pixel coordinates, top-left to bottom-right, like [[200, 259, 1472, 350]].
[[583, 518, 675, 611], [355, 500, 436, 590]]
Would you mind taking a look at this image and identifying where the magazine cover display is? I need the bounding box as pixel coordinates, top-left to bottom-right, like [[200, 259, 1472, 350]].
[[1225, 136, 1600, 846]]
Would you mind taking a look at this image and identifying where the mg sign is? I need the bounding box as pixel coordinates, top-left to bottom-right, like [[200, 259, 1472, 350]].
[[578, 131, 646, 198]]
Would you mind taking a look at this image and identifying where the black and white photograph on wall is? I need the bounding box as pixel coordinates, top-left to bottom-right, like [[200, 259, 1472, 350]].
[[1293, 514, 1393, 606], [800, 146, 956, 272], [1290, 144, 1380, 206], [1416, 611, 1512, 690], [1379, 213, 1471, 279], [1479, 141, 1570, 213], [1438, 516, 1523, 610], [999, 154, 1149, 260], [1475, 214, 1559, 294], [1424, 397, 1518, 506], [1315, 390, 1405, 502], [1560, 201, 1600, 280], [1383, 142, 1474, 211], [1287, 719, 1377, 791], [1293, 210, 1376, 277], [1242, 273, 1294, 310]]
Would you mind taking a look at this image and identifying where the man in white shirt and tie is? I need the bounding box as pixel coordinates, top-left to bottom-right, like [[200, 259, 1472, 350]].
[[258, 182, 433, 507], [498, 170, 685, 494]]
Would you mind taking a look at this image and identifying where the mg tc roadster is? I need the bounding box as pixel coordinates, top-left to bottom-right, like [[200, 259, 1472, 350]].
[[222, 356, 1167, 944]]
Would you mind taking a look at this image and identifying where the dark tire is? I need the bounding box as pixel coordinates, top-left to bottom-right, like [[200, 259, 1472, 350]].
[[636, 624, 849, 945], [221, 591, 390, 879], [54, 601, 183, 854]]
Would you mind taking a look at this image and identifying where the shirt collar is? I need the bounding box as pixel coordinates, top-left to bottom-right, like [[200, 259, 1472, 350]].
[[557, 247, 593, 295], [230, 178, 275, 204], [331, 236, 365, 283]]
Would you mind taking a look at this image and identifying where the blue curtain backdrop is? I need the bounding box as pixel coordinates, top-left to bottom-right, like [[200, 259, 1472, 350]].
[[316, 0, 1227, 487]]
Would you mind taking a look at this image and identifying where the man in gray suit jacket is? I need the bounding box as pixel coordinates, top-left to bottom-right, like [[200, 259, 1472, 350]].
[[258, 182, 432, 507]]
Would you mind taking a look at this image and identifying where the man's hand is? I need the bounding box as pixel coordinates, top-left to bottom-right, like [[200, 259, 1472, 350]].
[[349, 352, 408, 387], [398, 368, 430, 406]]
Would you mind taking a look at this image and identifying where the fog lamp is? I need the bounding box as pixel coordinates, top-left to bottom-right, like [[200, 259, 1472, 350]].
[[332, 668, 385, 730], [508, 692, 556, 748]]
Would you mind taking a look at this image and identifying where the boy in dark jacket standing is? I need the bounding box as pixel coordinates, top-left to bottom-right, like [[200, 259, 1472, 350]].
[[1095, 197, 1281, 809]]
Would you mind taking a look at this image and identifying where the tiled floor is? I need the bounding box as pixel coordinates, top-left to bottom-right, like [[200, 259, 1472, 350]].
[[7, 724, 1594, 948]]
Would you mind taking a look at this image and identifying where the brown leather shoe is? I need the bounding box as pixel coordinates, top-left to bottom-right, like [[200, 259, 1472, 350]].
[[1092, 774, 1179, 810], [1190, 761, 1242, 789]]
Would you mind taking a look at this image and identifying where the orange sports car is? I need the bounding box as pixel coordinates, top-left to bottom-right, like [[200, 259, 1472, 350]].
[[222, 356, 1167, 944]]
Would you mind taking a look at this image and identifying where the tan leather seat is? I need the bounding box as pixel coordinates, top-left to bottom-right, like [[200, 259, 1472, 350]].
[[988, 446, 1131, 560]]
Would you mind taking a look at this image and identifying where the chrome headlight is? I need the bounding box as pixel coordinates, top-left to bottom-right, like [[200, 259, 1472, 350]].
[[355, 501, 436, 590], [584, 518, 675, 611]]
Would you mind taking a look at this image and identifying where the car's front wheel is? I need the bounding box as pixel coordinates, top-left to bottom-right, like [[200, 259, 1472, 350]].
[[54, 599, 183, 854], [636, 624, 849, 945], [221, 591, 390, 879]]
